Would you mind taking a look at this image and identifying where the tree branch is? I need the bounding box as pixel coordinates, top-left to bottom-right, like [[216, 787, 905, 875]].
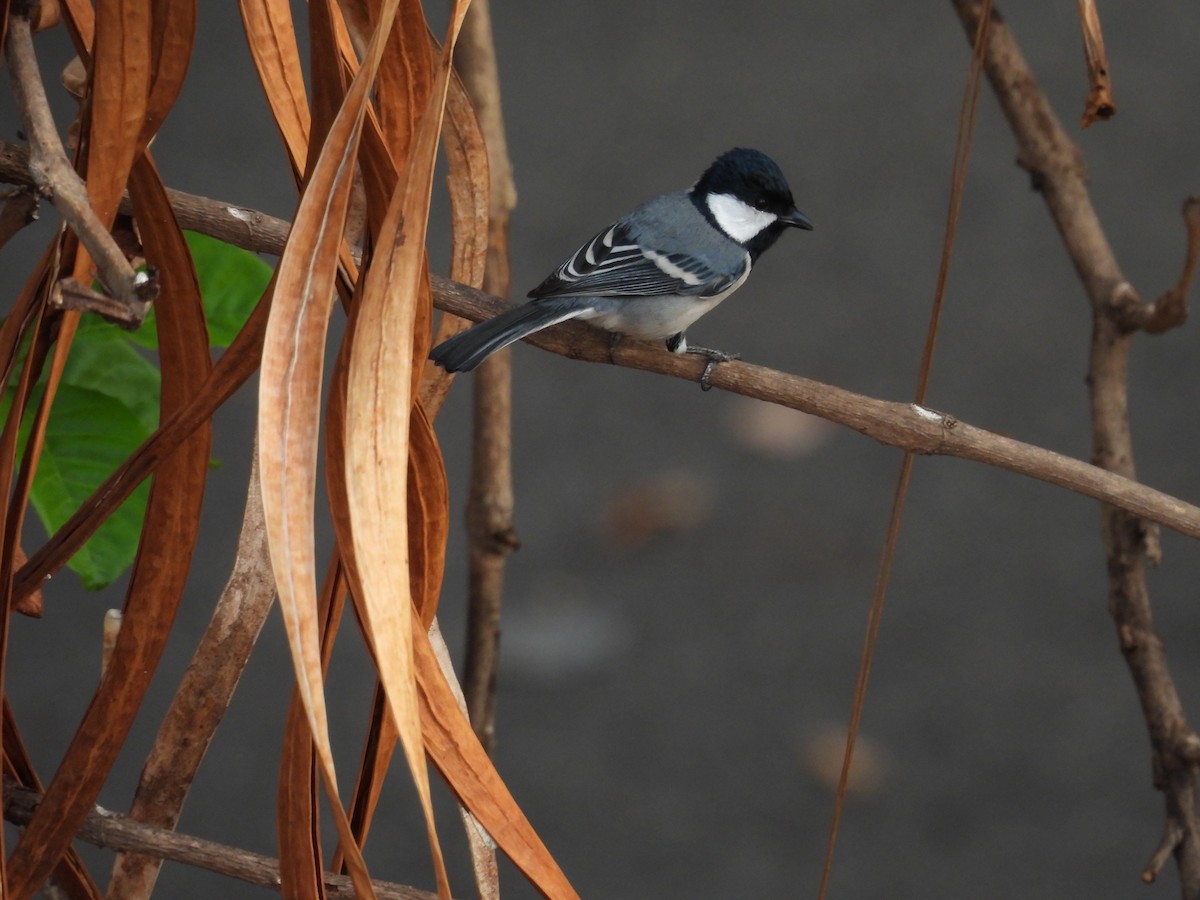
[[1, 778, 442, 899], [108, 444, 276, 899], [2, 9, 156, 325], [455, 0, 519, 760], [1, 140, 1198, 556], [951, 1, 1200, 894]]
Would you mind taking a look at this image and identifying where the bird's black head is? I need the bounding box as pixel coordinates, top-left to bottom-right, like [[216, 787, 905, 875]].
[[690, 147, 813, 260]]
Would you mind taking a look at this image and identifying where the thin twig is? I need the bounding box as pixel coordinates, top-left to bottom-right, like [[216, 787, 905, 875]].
[[1117, 195, 1200, 334], [2, 779, 441, 900], [107, 444, 275, 900], [452, 7, 515, 893], [464, 357, 517, 750], [951, 1, 1200, 894], [3, 12, 156, 324], [820, 7, 993, 895], [0, 142, 289, 272], [455, 0, 519, 757], [1146, 818, 1185, 884], [51, 275, 153, 328]]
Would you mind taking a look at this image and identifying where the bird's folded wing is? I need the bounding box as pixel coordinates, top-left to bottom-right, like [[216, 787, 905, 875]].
[[529, 222, 741, 299]]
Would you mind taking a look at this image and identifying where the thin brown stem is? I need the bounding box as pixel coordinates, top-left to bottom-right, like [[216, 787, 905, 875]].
[[452, 7, 515, 895], [107, 444, 275, 900], [463, 354, 517, 749], [455, 0, 519, 757], [2, 778, 441, 900], [51, 277, 152, 328], [1148, 819, 1187, 884], [820, 9, 992, 894], [0, 141, 293, 259], [1116, 196, 1200, 335]]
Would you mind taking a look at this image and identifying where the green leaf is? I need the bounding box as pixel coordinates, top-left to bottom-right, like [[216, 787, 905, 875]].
[[10, 232, 267, 589], [28, 383, 153, 590], [186, 231, 272, 346], [123, 231, 271, 350], [65, 315, 160, 432]]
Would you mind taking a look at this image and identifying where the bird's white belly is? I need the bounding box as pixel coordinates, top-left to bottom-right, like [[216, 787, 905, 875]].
[[576, 264, 750, 340], [577, 294, 723, 339]]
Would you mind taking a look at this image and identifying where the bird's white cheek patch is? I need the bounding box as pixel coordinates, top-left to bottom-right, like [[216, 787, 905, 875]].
[[706, 193, 777, 243]]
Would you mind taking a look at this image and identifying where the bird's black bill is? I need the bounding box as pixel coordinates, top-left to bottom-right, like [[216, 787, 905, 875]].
[[782, 208, 815, 230]]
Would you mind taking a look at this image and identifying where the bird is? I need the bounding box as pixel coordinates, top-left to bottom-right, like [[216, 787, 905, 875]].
[[429, 147, 813, 389]]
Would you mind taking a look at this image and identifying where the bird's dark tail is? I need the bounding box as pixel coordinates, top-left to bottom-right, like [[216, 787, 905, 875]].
[[429, 298, 589, 372]]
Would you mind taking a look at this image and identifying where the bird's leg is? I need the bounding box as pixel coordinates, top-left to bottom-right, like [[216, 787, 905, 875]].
[[665, 332, 737, 390]]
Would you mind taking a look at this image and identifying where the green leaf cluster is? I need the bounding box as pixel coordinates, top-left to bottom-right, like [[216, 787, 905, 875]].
[[1, 232, 270, 589]]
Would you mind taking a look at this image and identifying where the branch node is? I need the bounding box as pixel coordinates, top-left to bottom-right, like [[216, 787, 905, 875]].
[[1017, 154, 1046, 193], [1103, 281, 1147, 332], [1116, 622, 1137, 651], [490, 525, 520, 553], [5, 9, 152, 325], [1110, 196, 1200, 334], [1141, 519, 1163, 566], [1178, 731, 1200, 769], [51, 274, 156, 329]]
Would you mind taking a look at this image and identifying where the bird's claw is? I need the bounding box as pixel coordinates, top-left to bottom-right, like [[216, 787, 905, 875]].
[[687, 346, 740, 391]]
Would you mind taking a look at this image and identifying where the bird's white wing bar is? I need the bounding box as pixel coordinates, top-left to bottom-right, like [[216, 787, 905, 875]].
[[642, 249, 707, 287], [531, 223, 737, 299]]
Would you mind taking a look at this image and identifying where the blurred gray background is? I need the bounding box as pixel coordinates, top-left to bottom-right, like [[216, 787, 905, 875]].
[[3, 2, 1200, 897]]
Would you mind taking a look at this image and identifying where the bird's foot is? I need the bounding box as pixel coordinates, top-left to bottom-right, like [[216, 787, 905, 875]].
[[686, 346, 740, 391]]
